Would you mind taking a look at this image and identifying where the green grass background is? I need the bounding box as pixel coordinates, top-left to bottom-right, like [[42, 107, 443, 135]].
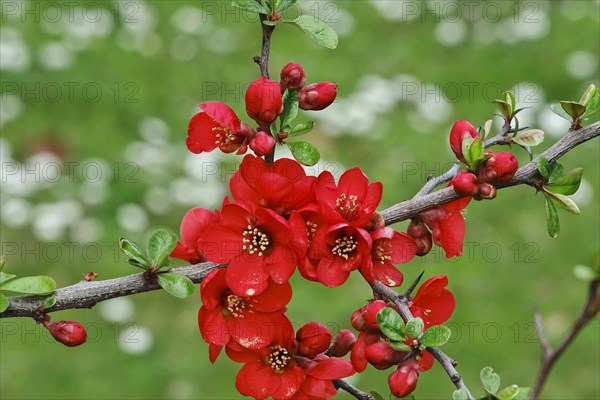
[[1, 1, 599, 399]]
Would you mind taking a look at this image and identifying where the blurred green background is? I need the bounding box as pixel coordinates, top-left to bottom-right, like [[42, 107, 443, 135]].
[[1, 0, 599, 399]]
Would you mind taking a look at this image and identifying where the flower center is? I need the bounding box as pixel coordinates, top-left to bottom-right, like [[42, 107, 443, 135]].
[[223, 293, 253, 318], [213, 126, 237, 146], [242, 225, 271, 256], [374, 244, 392, 264], [335, 193, 360, 221], [305, 220, 318, 247], [331, 235, 357, 260], [267, 345, 292, 373]]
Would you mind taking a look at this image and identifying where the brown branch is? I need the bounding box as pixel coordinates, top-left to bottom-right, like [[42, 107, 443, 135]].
[[371, 281, 475, 400], [530, 277, 600, 399], [253, 13, 275, 80], [333, 379, 374, 400]]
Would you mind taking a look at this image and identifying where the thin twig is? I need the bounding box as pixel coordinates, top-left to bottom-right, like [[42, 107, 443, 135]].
[[530, 278, 600, 399], [333, 379, 374, 400]]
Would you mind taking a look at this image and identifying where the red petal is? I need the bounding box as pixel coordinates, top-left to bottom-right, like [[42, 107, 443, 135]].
[[305, 358, 354, 380], [372, 261, 404, 287], [337, 168, 369, 199], [186, 112, 219, 154], [350, 332, 368, 373], [267, 244, 297, 285], [437, 212, 466, 258], [198, 306, 229, 346], [226, 258, 270, 297], [180, 207, 218, 247], [200, 102, 241, 132], [301, 376, 337, 399], [272, 365, 305, 400], [316, 258, 351, 287], [200, 269, 227, 309], [229, 312, 275, 350], [208, 343, 222, 364], [225, 341, 261, 363], [235, 360, 280, 400], [252, 280, 292, 313], [418, 350, 435, 371]]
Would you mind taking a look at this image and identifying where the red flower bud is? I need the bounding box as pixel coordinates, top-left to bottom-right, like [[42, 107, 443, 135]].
[[388, 360, 420, 398], [44, 320, 87, 347], [476, 183, 497, 200], [450, 171, 479, 196], [363, 300, 388, 330], [296, 322, 332, 358], [245, 77, 283, 125], [365, 341, 406, 370], [351, 308, 367, 331], [328, 329, 356, 357], [280, 62, 307, 91], [407, 219, 433, 256], [249, 131, 276, 157], [299, 82, 338, 111], [449, 120, 478, 163], [479, 151, 518, 183]]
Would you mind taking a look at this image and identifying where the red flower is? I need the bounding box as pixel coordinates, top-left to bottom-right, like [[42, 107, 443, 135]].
[[292, 355, 355, 400], [197, 269, 292, 357], [388, 360, 420, 398], [186, 102, 253, 155], [249, 131, 276, 157], [280, 63, 307, 91], [419, 196, 471, 258], [479, 151, 518, 183], [450, 171, 479, 197], [246, 77, 284, 125], [230, 155, 317, 217], [200, 201, 307, 296], [316, 167, 383, 227], [230, 315, 305, 400], [409, 275, 455, 328], [308, 223, 372, 287], [299, 82, 338, 111], [297, 211, 328, 282], [449, 120, 478, 163], [171, 207, 220, 263], [361, 227, 417, 287]]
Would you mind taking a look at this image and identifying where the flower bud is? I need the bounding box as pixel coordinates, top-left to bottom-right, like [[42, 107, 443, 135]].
[[365, 341, 406, 370], [249, 131, 276, 157], [328, 329, 356, 357], [450, 171, 479, 196], [476, 183, 497, 200], [44, 320, 87, 347], [299, 82, 337, 111], [245, 77, 283, 125], [407, 219, 433, 256], [364, 301, 388, 330], [351, 308, 367, 331], [449, 120, 478, 163], [388, 360, 420, 398], [479, 151, 518, 183], [296, 322, 332, 358], [280, 63, 306, 91]]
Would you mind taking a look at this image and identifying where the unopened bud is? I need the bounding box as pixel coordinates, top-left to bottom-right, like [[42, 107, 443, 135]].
[[245, 77, 283, 125], [44, 320, 87, 347], [328, 329, 356, 357], [476, 183, 497, 200], [280, 63, 306, 91], [478, 151, 518, 184], [407, 219, 433, 256], [299, 82, 337, 111], [388, 360, 420, 398], [296, 322, 332, 358], [249, 131, 276, 157], [449, 120, 478, 163], [365, 341, 406, 370], [450, 171, 478, 196]]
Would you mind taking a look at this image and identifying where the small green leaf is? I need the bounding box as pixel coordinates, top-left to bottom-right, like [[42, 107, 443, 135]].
[[547, 162, 564, 184], [0, 271, 17, 285], [369, 391, 386, 400], [157, 273, 195, 299], [573, 265, 596, 282], [452, 389, 469, 400], [481, 119, 493, 141], [285, 15, 338, 49], [480, 366, 501, 395], [497, 385, 519, 400], [405, 317, 424, 338], [148, 231, 177, 270], [232, 0, 270, 14], [492, 99, 512, 119], [546, 168, 583, 195], [376, 308, 406, 342], [420, 325, 451, 347], [0, 276, 56, 295], [579, 84, 596, 105], [119, 238, 150, 269], [544, 195, 560, 239], [503, 91, 516, 113], [42, 294, 57, 308], [287, 141, 320, 166], [280, 89, 299, 130], [0, 294, 8, 312], [544, 190, 581, 215], [461, 137, 476, 164], [389, 341, 411, 352], [560, 101, 586, 120], [550, 103, 571, 121], [511, 129, 544, 147], [537, 157, 550, 179], [290, 121, 315, 137], [580, 85, 600, 119], [513, 387, 533, 400], [469, 139, 484, 166], [277, 0, 297, 12]]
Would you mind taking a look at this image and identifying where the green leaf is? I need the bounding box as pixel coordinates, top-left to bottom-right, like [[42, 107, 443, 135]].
[[420, 325, 451, 347], [148, 231, 177, 270], [376, 308, 406, 342], [369, 391, 386, 400], [285, 15, 338, 49], [537, 157, 550, 179], [157, 273, 195, 299], [549, 103, 571, 121], [544, 195, 560, 239], [277, 0, 297, 12], [287, 141, 320, 166], [280, 89, 299, 130], [389, 341, 411, 352], [468, 139, 484, 166], [492, 99, 512, 119], [480, 366, 501, 395], [0, 294, 8, 313], [497, 385, 519, 400], [405, 317, 424, 338], [232, 0, 270, 14], [42, 294, 57, 308], [0, 271, 17, 285], [513, 388, 533, 400], [546, 168, 583, 195], [461, 137, 476, 164], [0, 276, 56, 295], [452, 389, 469, 400], [544, 190, 581, 215], [503, 91, 516, 113], [547, 162, 564, 184], [119, 238, 150, 269], [580, 85, 600, 119], [290, 121, 315, 137], [481, 119, 493, 141], [511, 129, 544, 147], [560, 101, 586, 120]]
